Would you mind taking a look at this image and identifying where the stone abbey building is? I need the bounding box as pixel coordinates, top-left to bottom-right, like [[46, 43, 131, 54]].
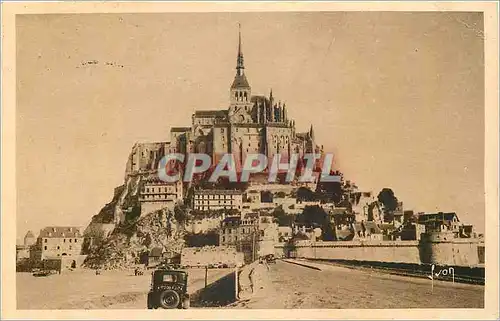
[[125, 28, 319, 177]]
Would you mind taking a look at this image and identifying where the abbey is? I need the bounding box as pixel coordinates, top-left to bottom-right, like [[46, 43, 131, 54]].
[[126, 28, 319, 176]]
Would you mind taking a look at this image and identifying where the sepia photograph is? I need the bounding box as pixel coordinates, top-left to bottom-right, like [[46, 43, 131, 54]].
[[1, 1, 499, 320]]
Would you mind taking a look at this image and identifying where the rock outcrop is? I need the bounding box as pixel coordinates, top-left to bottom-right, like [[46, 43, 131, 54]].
[[84, 209, 185, 269]]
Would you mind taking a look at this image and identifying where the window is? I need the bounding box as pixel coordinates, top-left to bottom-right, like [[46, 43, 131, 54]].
[[69, 239, 72, 243], [63, 239, 66, 243], [222, 236, 225, 242], [44, 239, 47, 243], [69, 246, 72, 250], [162, 275, 175, 282], [75, 239, 78, 243], [44, 246, 47, 250], [57, 246, 60, 250]]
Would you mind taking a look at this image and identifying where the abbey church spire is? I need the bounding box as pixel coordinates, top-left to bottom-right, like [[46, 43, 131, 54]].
[[236, 23, 244, 76], [231, 24, 250, 89]]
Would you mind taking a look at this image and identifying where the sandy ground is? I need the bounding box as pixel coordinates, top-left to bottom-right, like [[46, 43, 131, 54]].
[[17, 268, 233, 309], [17, 261, 484, 309], [230, 260, 484, 309]]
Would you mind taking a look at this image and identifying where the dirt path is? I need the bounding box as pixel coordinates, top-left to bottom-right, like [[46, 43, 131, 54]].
[[230, 260, 484, 309]]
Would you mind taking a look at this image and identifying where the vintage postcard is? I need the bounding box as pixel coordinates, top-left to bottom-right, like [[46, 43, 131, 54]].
[[1, 1, 499, 320]]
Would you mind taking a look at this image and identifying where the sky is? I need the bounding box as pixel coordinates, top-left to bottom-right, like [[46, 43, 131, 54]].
[[16, 12, 485, 240]]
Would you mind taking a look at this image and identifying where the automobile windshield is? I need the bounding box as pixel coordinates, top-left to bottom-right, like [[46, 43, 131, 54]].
[[163, 274, 174, 282], [154, 271, 185, 283]]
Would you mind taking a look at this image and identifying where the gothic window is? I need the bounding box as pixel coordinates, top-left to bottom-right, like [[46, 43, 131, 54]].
[[244, 92, 248, 101]]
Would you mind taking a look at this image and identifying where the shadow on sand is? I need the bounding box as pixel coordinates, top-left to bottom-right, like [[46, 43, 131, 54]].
[[191, 271, 237, 308]]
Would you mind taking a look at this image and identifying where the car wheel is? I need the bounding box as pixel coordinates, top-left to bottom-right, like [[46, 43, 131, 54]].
[[159, 290, 180, 309]]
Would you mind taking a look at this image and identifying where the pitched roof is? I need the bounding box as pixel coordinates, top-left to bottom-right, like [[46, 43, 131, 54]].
[[231, 73, 250, 89], [251, 95, 269, 104], [170, 127, 191, 133], [39, 226, 82, 238], [25, 230, 35, 238], [194, 110, 228, 118]]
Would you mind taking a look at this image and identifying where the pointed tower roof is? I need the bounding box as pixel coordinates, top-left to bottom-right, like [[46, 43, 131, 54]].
[[309, 125, 315, 140], [231, 24, 250, 89], [25, 230, 35, 238]]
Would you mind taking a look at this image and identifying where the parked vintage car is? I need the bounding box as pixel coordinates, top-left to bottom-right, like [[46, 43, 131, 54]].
[[147, 268, 190, 309]]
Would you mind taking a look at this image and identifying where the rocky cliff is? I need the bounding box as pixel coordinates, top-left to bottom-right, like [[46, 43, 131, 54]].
[[82, 140, 189, 269], [84, 208, 186, 269]]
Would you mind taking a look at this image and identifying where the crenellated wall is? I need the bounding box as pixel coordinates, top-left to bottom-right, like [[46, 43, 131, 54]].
[[275, 238, 483, 267]]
